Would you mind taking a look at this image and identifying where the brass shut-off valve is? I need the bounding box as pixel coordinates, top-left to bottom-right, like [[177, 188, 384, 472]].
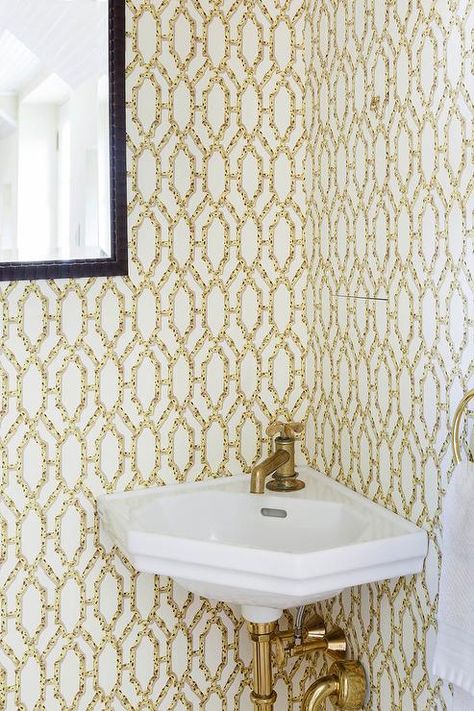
[[272, 614, 347, 667]]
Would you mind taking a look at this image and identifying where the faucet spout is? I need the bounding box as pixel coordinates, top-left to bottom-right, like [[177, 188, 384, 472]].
[[250, 450, 290, 494]]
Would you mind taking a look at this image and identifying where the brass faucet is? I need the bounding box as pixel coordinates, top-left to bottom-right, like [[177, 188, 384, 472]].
[[250, 449, 290, 494], [250, 421, 305, 494]]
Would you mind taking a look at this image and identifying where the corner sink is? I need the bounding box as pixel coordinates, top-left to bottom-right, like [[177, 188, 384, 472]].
[[98, 467, 427, 623]]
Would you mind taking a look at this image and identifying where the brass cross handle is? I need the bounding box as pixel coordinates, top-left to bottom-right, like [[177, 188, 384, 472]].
[[266, 421, 304, 440]]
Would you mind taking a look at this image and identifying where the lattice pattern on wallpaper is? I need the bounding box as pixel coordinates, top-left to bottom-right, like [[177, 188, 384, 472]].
[[0, 0, 316, 709], [0, 0, 473, 709], [305, 0, 473, 709]]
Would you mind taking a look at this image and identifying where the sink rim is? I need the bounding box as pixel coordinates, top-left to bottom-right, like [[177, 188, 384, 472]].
[[126, 489, 375, 558], [98, 468, 428, 590]]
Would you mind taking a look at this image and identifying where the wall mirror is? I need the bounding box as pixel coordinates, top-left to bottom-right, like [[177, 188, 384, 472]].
[[0, 0, 127, 281]]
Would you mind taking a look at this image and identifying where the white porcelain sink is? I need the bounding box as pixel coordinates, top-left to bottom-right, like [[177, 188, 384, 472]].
[[98, 467, 427, 623]]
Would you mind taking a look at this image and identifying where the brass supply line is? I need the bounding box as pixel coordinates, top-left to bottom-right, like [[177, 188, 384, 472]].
[[294, 605, 306, 644], [302, 660, 367, 711]]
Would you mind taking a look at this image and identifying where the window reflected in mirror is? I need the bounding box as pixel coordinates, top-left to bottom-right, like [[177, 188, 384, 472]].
[[0, 0, 127, 280]]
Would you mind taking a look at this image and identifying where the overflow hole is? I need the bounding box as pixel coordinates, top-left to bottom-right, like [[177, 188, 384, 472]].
[[260, 507, 287, 519]]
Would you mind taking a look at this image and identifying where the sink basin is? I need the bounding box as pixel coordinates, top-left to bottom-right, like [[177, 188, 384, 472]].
[[98, 467, 427, 622]]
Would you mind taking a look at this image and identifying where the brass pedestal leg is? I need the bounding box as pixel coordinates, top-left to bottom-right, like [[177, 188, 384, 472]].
[[247, 622, 277, 710]]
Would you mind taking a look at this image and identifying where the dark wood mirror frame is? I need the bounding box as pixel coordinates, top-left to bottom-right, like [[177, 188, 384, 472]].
[[0, 0, 128, 282]]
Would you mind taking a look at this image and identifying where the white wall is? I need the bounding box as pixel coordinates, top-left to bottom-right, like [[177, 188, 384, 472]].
[[0, 96, 18, 253], [63, 78, 101, 255], [17, 102, 58, 259]]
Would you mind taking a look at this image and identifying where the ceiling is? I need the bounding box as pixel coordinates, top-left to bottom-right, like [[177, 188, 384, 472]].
[[0, 1, 107, 96], [0, 29, 41, 94]]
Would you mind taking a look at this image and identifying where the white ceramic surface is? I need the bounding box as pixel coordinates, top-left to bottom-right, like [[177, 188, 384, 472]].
[[98, 467, 427, 622]]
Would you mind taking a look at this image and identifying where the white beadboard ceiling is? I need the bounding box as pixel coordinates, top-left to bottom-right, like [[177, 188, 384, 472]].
[[0, 30, 41, 94], [0, 0, 107, 94]]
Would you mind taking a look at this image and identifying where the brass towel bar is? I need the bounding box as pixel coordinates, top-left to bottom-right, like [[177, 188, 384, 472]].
[[452, 388, 474, 464]]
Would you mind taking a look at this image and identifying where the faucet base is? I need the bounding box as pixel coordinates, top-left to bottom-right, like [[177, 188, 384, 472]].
[[267, 476, 305, 492]]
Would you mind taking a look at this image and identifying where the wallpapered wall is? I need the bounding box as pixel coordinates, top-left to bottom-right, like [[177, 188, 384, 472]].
[[0, 0, 314, 709], [0, 0, 472, 710], [306, 0, 473, 709]]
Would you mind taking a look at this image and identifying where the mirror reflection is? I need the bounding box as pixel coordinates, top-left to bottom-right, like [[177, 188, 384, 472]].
[[0, 0, 110, 263]]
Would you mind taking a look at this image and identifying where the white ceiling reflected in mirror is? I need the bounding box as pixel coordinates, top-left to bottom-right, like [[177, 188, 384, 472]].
[[0, 0, 127, 280]]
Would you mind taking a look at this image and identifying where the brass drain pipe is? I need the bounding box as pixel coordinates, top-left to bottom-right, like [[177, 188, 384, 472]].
[[302, 660, 367, 711], [247, 622, 277, 710]]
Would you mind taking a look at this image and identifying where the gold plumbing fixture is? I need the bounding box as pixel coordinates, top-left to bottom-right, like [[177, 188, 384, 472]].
[[247, 622, 277, 709], [302, 660, 367, 711], [273, 613, 346, 666], [250, 420, 305, 493], [452, 388, 474, 463], [247, 613, 367, 711], [250, 449, 290, 494]]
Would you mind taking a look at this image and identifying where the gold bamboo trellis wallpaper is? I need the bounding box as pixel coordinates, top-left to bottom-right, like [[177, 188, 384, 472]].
[[0, 0, 313, 709], [0, 0, 472, 710], [306, 0, 473, 709]]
